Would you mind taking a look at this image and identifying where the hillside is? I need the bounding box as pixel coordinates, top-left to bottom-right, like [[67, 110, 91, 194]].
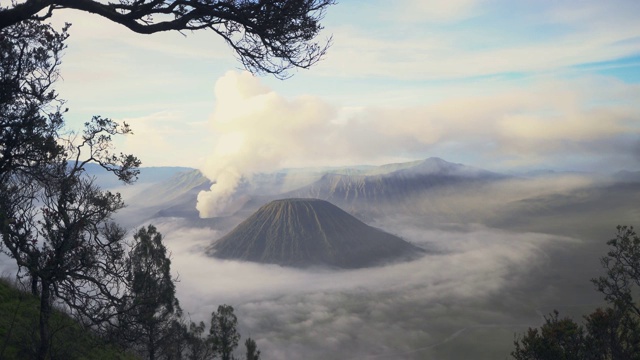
[[208, 198, 424, 268], [120, 158, 510, 225], [287, 158, 506, 208], [0, 278, 135, 360]]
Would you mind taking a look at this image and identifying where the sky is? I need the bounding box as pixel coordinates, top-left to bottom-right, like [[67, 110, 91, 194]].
[[48, 0, 640, 173]]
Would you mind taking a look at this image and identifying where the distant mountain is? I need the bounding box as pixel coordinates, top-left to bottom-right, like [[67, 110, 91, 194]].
[[208, 198, 424, 268], [510, 169, 595, 178], [110, 169, 212, 228], [136, 170, 211, 212], [121, 158, 509, 224], [81, 163, 195, 189], [133, 169, 211, 217], [613, 170, 640, 183], [286, 157, 507, 212]]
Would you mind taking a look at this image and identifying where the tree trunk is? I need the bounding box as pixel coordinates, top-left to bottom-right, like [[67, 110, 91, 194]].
[[37, 282, 51, 360], [148, 326, 155, 360], [31, 276, 39, 296]]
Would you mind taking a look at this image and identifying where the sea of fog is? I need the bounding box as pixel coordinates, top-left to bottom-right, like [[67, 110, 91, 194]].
[[147, 216, 601, 360], [1, 172, 626, 359]]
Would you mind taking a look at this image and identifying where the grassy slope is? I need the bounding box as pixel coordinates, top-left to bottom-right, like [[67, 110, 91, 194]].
[[0, 278, 137, 360]]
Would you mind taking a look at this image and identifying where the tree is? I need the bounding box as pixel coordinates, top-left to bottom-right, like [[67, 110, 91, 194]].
[[186, 320, 214, 360], [0, 18, 145, 358], [122, 225, 182, 360], [0, 116, 140, 359], [512, 225, 640, 360], [592, 225, 640, 318], [245, 337, 261, 360], [159, 318, 190, 360], [589, 225, 640, 359], [0, 19, 67, 181], [209, 304, 240, 360], [0, 0, 336, 78], [582, 306, 640, 360], [511, 310, 586, 360]]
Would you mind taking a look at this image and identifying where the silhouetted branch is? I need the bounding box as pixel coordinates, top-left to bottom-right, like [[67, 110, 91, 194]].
[[0, 0, 335, 77]]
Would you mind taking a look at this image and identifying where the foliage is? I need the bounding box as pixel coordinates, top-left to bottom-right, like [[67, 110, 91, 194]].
[[0, 19, 67, 181], [512, 225, 640, 360], [158, 318, 190, 359], [592, 225, 640, 317], [120, 225, 182, 360], [0, 0, 336, 78], [209, 304, 241, 360], [0, 277, 136, 359], [186, 320, 214, 360], [245, 337, 261, 360], [511, 311, 586, 360], [0, 118, 140, 359], [0, 19, 141, 359]]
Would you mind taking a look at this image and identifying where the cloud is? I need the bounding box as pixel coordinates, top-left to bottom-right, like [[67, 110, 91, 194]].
[[318, 1, 640, 81], [196, 71, 640, 216], [51, 8, 235, 136], [146, 217, 583, 360], [392, 0, 484, 23], [0, 174, 615, 359], [196, 71, 341, 217], [115, 111, 211, 168]]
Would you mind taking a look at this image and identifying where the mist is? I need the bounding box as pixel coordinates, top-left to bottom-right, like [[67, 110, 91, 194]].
[[146, 214, 592, 360], [142, 171, 625, 359], [0, 164, 628, 359]]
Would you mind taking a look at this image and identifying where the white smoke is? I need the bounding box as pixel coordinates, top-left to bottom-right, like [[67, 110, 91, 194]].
[[196, 71, 640, 218], [195, 71, 440, 218], [196, 71, 339, 218]]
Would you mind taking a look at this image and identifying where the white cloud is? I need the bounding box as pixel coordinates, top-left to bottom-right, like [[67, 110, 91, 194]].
[[196, 71, 339, 217], [155, 218, 568, 311], [390, 0, 484, 23], [195, 71, 640, 216], [317, 1, 640, 81], [116, 111, 211, 168], [147, 217, 581, 360]]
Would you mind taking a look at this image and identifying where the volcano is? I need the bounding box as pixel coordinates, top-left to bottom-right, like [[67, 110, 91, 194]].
[[208, 198, 424, 268]]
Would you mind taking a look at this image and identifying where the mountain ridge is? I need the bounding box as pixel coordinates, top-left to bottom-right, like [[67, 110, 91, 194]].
[[284, 158, 508, 212]]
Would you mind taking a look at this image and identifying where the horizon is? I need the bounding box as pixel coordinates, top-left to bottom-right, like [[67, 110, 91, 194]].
[[111, 155, 640, 176]]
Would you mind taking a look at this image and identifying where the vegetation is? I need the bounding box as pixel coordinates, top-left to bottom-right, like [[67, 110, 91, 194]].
[[0, 17, 139, 359], [0, 0, 335, 78], [0, 3, 308, 358], [0, 277, 136, 360], [0, 0, 335, 356], [0, 19, 67, 181], [120, 225, 182, 360], [245, 338, 261, 360], [0, 224, 262, 359], [512, 225, 640, 360], [209, 304, 240, 360]]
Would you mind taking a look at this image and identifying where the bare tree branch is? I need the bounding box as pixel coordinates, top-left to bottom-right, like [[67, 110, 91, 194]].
[[0, 0, 336, 77]]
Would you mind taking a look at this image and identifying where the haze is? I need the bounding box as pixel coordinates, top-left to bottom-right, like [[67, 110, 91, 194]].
[[3, 1, 640, 359], [81, 162, 634, 360]]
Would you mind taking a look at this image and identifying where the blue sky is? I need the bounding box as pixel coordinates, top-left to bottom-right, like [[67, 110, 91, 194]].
[[49, 0, 640, 173]]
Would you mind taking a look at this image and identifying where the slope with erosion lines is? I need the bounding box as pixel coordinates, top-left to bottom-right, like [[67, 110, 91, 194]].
[[286, 157, 509, 215], [208, 198, 424, 268], [114, 169, 212, 227], [133, 158, 510, 227]]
